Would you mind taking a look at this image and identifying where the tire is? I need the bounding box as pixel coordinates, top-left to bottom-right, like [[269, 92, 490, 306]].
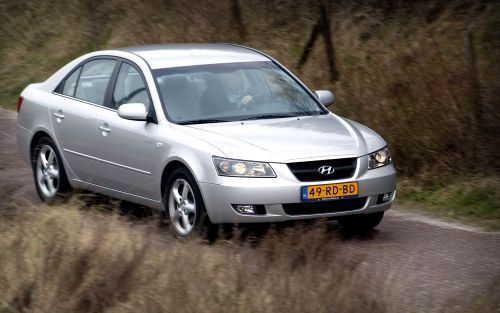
[[337, 212, 384, 232], [164, 167, 212, 237], [32, 136, 72, 202]]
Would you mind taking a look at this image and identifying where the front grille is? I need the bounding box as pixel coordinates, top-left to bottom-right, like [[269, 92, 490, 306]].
[[287, 158, 357, 182], [282, 197, 367, 215]]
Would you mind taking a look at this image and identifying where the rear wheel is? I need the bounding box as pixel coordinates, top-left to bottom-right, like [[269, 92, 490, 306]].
[[337, 212, 384, 232], [32, 137, 71, 202], [164, 167, 211, 237]]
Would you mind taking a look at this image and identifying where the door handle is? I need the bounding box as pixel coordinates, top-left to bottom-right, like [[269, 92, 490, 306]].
[[53, 112, 65, 119], [98, 125, 111, 133]]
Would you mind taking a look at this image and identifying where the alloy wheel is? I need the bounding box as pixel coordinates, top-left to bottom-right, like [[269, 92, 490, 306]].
[[168, 178, 197, 236], [36, 145, 60, 198]]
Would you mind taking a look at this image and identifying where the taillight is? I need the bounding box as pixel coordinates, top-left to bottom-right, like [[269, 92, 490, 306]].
[[17, 96, 23, 113]]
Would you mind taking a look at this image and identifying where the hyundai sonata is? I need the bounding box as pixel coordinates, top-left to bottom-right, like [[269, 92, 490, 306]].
[[16, 44, 396, 236]]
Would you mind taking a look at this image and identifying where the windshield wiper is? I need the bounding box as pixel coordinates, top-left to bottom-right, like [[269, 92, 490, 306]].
[[238, 112, 321, 121], [177, 119, 229, 125], [238, 114, 300, 121]]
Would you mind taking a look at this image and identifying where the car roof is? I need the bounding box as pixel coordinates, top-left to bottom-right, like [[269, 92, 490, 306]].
[[117, 44, 270, 69]]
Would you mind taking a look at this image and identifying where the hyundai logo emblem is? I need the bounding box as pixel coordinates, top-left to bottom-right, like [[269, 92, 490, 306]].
[[318, 165, 335, 175]]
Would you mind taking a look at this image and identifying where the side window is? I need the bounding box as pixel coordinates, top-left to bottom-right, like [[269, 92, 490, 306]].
[[74, 59, 116, 105], [112, 63, 150, 109], [62, 67, 82, 97]]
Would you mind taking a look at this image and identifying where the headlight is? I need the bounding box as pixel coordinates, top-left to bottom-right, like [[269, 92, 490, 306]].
[[368, 146, 392, 169], [213, 157, 276, 177]]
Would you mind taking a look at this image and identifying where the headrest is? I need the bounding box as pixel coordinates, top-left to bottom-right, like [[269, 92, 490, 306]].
[[161, 75, 190, 92]]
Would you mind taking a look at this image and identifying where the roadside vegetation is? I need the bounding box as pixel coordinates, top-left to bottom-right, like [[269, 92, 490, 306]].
[[398, 175, 500, 230], [1, 0, 498, 224], [1, 200, 498, 313], [0, 200, 387, 313], [0, 2, 499, 312]]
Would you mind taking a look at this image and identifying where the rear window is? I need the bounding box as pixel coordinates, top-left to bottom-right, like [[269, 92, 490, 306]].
[[73, 59, 116, 105]]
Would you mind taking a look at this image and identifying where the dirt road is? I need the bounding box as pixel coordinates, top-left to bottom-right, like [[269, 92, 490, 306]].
[[0, 108, 499, 311]]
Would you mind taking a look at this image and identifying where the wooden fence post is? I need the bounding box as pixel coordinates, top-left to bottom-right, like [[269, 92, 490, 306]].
[[297, 24, 321, 70], [297, 1, 339, 83], [231, 0, 246, 41], [463, 31, 483, 129], [318, 2, 339, 82]]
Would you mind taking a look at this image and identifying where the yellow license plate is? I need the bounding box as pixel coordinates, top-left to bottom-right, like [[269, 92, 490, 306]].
[[301, 182, 359, 202]]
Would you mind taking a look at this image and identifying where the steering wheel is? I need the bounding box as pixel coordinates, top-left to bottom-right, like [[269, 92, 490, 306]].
[[118, 87, 147, 104]]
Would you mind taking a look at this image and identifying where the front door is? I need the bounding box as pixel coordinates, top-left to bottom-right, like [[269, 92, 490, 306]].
[[95, 62, 160, 201]]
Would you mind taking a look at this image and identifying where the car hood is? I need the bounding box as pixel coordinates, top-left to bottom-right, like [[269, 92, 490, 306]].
[[177, 114, 386, 163]]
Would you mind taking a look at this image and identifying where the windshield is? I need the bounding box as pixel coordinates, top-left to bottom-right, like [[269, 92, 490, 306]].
[[153, 62, 326, 124]]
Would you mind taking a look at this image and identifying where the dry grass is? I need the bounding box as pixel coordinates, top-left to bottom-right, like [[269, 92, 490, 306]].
[[1, 3, 499, 310], [0, 199, 391, 313], [1, 199, 498, 313]]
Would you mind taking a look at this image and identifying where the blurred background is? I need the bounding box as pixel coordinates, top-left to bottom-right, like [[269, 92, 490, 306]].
[[1, 0, 498, 226], [0, 1, 499, 312]]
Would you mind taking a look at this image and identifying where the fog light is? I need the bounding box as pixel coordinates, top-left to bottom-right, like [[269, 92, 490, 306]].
[[377, 192, 393, 204], [233, 204, 256, 214], [232, 204, 266, 215]]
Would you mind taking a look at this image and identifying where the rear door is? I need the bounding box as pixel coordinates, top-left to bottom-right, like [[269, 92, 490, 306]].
[[50, 58, 118, 183], [95, 61, 160, 200]]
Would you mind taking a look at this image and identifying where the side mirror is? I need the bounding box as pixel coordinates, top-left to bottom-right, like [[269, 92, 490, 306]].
[[315, 90, 335, 107], [117, 103, 148, 121]]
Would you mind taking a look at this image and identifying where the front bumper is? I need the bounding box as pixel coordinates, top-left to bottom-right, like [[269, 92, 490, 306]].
[[199, 156, 397, 223]]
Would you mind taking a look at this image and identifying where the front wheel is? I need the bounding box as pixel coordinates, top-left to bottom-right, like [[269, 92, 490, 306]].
[[337, 212, 384, 232], [165, 168, 211, 237]]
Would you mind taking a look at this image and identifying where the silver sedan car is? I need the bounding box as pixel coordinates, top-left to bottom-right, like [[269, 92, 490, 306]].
[[16, 44, 396, 236]]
